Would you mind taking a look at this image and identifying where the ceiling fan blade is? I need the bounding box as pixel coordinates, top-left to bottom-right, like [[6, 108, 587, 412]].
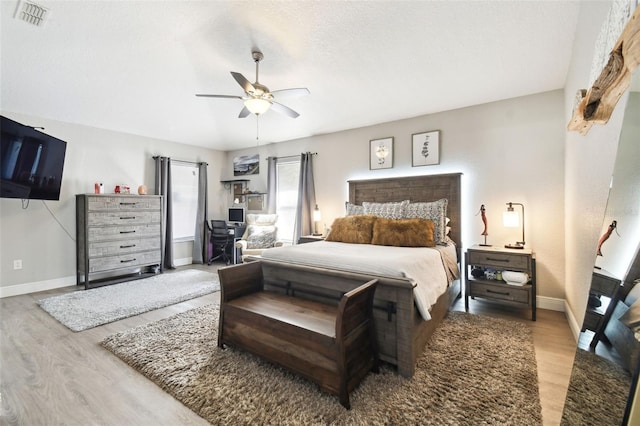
[[231, 72, 256, 94], [195, 94, 243, 99], [238, 106, 251, 118], [270, 101, 300, 118], [271, 88, 310, 99]]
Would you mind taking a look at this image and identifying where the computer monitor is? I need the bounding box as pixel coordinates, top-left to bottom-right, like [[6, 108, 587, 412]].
[[228, 207, 245, 224]]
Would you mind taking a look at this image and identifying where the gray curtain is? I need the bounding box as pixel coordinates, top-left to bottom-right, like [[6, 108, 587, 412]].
[[154, 156, 175, 269], [192, 162, 208, 264], [293, 152, 316, 243], [267, 156, 278, 214]]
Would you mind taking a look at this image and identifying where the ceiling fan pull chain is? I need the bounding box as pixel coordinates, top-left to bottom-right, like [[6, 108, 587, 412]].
[[256, 116, 260, 142]]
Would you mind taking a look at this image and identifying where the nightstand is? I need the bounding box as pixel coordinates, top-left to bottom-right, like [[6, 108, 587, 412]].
[[583, 268, 622, 349], [298, 235, 325, 244], [464, 245, 537, 321]]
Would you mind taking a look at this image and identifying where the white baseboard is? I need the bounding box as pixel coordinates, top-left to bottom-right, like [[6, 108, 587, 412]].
[[564, 300, 582, 342], [537, 295, 565, 312], [1, 259, 196, 298], [0, 275, 76, 298]]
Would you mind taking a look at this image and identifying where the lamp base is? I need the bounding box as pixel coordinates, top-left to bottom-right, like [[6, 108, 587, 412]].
[[479, 243, 492, 247], [312, 233, 323, 236], [504, 244, 524, 250]]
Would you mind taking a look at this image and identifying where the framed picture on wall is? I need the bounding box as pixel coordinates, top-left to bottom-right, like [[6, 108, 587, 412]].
[[247, 194, 265, 211], [233, 154, 260, 176], [412, 130, 440, 167], [370, 137, 394, 170]]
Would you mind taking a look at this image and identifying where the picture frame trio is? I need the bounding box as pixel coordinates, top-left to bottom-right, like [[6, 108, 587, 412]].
[[369, 130, 440, 170]]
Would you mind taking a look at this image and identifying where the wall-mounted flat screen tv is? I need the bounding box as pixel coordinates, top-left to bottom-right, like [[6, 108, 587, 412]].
[[1, 116, 67, 200]]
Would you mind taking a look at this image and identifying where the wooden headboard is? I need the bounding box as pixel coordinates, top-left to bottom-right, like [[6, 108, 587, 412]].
[[348, 173, 462, 257]]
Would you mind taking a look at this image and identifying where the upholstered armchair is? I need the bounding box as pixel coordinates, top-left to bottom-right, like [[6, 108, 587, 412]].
[[235, 213, 284, 262]]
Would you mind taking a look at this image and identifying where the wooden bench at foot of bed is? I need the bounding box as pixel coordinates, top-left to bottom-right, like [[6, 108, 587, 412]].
[[217, 261, 379, 409], [220, 259, 460, 379]]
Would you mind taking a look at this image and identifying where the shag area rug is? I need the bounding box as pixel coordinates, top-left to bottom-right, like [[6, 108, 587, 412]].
[[38, 269, 219, 331], [101, 304, 542, 425], [561, 348, 632, 425]]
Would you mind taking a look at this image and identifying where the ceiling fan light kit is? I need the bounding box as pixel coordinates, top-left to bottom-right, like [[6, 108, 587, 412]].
[[244, 98, 271, 115]]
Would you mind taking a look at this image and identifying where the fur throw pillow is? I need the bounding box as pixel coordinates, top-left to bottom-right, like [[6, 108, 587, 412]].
[[325, 215, 377, 244], [371, 218, 435, 247]]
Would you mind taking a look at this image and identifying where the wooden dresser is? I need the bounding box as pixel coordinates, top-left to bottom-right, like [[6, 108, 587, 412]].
[[76, 194, 163, 289]]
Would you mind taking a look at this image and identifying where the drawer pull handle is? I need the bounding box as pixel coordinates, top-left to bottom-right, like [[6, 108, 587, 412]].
[[487, 289, 510, 296], [120, 202, 137, 206], [120, 258, 136, 263], [119, 230, 136, 234], [486, 257, 510, 263], [120, 216, 136, 220], [120, 244, 136, 249]]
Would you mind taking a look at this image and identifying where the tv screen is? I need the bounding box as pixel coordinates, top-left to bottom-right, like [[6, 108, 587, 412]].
[[1, 116, 67, 200], [228, 207, 245, 223]]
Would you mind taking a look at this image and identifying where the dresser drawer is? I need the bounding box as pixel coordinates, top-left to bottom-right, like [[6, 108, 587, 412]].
[[87, 196, 161, 211], [590, 272, 620, 296], [470, 281, 530, 304], [88, 237, 161, 257], [88, 210, 161, 226], [89, 250, 161, 273], [88, 223, 160, 242], [468, 250, 531, 271]]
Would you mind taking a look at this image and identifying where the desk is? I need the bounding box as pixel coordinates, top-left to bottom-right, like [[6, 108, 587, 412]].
[[227, 223, 246, 264]]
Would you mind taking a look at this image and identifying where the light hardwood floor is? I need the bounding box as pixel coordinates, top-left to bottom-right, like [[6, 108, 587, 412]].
[[1, 264, 577, 426]]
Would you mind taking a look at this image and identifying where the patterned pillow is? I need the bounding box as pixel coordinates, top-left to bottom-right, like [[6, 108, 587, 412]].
[[345, 202, 364, 216], [371, 218, 435, 247], [246, 224, 277, 249], [405, 199, 448, 244], [362, 200, 409, 219], [325, 215, 377, 244]]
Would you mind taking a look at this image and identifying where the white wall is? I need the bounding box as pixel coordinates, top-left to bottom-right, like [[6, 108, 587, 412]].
[[562, 0, 631, 333], [0, 112, 227, 296], [226, 90, 566, 301]]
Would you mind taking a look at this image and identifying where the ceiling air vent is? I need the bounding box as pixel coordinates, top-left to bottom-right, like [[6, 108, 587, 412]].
[[14, 0, 49, 27]]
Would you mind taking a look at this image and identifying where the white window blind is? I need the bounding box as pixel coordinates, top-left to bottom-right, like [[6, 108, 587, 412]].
[[171, 162, 199, 241], [275, 160, 300, 244]]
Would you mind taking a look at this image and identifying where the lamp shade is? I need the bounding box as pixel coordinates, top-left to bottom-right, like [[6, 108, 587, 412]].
[[244, 98, 271, 115], [503, 210, 519, 227], [503, 202, 525, 249], [313, 205, 321, 222]]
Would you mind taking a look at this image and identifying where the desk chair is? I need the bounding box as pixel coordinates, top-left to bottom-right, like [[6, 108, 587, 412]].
[[206, 220, 232, 265]]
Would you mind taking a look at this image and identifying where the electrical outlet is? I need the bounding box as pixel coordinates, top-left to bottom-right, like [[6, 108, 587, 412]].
[[13, 259, 22, 270]]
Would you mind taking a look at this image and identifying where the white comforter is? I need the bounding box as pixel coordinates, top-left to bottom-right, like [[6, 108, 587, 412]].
[[260, 241, 458, 320]]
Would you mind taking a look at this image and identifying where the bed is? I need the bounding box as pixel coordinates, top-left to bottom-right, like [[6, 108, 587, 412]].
[[258, 173, 462, 377]]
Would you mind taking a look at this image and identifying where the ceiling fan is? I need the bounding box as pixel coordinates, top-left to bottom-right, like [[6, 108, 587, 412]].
[[196, 50, 309, 119]]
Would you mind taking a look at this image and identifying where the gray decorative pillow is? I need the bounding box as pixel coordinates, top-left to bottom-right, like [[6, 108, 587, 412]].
[[362, 200, 409, 219], [405, 199, 448, 244], [345, 202, 364, 216], [246, 224, 277, 249]]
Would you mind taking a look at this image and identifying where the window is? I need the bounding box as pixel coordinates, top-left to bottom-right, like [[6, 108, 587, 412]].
[[275, 160, 300, 244], [171, 162, 199, 241]]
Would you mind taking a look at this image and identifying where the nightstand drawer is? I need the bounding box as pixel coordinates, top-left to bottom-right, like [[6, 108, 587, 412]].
[[468, 250, 530, 271], [470, 281, 530, 304], [590, 272, 620, 296], [582, 310, 602, 331]]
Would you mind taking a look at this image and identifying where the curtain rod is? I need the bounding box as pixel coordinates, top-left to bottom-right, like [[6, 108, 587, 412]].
[[152, 156, 208, 166], [265, 152, 317, 161]]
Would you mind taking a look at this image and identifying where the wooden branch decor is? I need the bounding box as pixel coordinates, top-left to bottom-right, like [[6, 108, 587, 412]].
[[568, 6, 640, 135]]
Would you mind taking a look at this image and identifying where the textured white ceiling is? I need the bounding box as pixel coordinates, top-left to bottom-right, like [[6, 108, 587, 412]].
[[0, 0, 581, 151]]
